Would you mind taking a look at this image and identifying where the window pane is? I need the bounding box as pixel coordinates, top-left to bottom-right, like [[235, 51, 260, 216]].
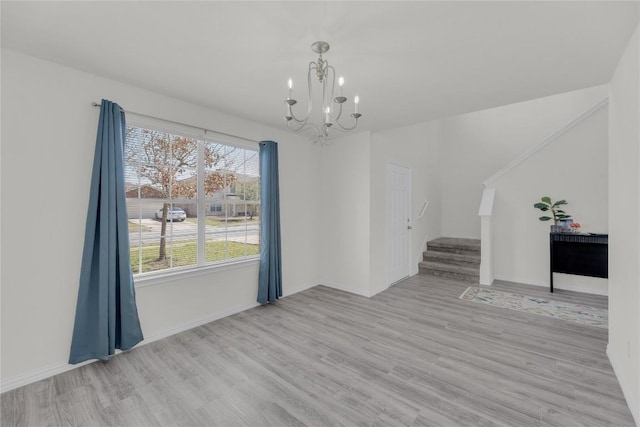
[[229, 211, 260, 259], [203, 141, 224, 171], [204, 170, 227, 198], [170, 135, 199, 200], [128, 203, 197, 274], [165, 203, 198, 270], [173, 167, 198, 200], [128, 202, 171, 274], [204, 207, 260, 262], [125, 124, 260, 276]]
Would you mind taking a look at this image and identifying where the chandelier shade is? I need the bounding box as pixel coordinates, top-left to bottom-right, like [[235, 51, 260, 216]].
[[284, 41, 362, 144]]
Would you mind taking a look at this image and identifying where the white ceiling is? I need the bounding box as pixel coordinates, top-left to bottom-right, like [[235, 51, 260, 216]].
[[2, 1, 638, 133]]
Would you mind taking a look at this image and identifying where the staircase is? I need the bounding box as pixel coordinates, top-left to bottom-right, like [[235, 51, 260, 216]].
[[419, 238, 481, 283]]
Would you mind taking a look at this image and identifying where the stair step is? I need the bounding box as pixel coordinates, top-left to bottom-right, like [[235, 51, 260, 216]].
[[419, 261, 480, 276], [419, 261, 479, 283], [418, 237, 481, 283], [420, 268, 479, 283], [423, 250, 480, 267], [427, 237, 480, 256]]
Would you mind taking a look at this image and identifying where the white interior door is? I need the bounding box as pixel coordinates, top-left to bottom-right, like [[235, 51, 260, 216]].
[[387, 162, 412, 286]]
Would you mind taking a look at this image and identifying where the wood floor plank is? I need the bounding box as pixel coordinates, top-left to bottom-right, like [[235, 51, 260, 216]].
[[1, 274, 634, 426]]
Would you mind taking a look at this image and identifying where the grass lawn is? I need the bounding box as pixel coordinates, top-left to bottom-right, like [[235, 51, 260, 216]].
[[185, 217, 259, 227], [127, 221, 152, 232], [130, 239, 259, 274]]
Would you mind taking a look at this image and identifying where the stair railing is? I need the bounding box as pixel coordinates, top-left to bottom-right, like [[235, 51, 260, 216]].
[[477, 96, 608, 287]]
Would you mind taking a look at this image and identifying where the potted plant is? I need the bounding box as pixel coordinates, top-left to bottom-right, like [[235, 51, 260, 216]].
[[533, 196, 571, 232]]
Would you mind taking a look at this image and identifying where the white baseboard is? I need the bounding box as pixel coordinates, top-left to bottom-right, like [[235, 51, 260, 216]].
[[0, 359, 94, 394], [479, 277, 494, 286], [320, 281, 370, 297], [0, 300, 260, 393], [282, 282, 317, 298], [141, 301, 261, 344], [0, 282, 324, 394], [607, 344, 640, 426]]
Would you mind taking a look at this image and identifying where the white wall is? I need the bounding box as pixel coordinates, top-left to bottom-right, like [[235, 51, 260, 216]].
[[491, 104, 609, 294], [0, 49, 321, 390], [319, 131, 372, 296], [2, 42, 637, 417], [318, 121, 444, 298], [440, 85, 609, 239], [369, 121, 443, 296], [607, 24, 640, 426]]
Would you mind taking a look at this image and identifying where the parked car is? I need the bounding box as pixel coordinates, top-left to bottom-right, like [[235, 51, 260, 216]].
[[155, 207, 187, 222]]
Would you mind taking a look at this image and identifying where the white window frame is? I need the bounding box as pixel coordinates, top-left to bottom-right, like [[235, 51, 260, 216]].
[[125, 118, 261, 286]]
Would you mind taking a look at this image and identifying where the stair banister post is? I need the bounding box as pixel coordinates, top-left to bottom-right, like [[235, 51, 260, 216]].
[[478, 187, 496, 286]]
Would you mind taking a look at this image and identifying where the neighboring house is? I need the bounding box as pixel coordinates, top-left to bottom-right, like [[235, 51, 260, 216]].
[[125, 185, 164, 219], [207, 197, 261, 219], [124, 174, 260, 219], [207, 173, 260, 218]]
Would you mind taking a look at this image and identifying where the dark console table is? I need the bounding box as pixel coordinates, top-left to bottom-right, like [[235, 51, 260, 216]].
[[549, 233, 608, 292]]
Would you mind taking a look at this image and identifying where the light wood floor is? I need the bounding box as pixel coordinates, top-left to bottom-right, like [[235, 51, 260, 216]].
[[1, 275, 634, 426]]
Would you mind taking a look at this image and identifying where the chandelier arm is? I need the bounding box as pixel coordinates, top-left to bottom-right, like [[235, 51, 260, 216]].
[[304, 122, 322, 137], [324, 65, 336, 122], [288, 107, 309, 124], [327, 65, 336, 108], [320, 69, 328, 122], [305, 62, 315, 119], [333, 114, 361, 132], [286, 119, 321, 136], [286, 120, 307, 132], [286, 114, 314, 131], [331, 99, 344, 123], [286, 62, 317, 125]]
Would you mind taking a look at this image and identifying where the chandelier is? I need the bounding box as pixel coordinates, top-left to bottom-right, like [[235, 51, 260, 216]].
[[284, 41, 362, 144]]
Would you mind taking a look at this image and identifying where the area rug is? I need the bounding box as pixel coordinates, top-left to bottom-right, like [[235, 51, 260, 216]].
[[459, 287, 608, 329]]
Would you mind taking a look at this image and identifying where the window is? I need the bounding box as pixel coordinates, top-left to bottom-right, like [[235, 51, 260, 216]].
[[124, 124, 260, 276]]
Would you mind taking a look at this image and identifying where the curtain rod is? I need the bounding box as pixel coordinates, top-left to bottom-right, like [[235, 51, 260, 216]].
[[91, 102, 259, 144]]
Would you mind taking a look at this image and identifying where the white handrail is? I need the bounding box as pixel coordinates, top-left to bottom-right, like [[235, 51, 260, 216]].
[[417, 200, 429, 219], [482, 97, 609, 188]]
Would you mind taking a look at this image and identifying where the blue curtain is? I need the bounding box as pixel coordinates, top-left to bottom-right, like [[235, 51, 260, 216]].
[[258, 141, 283, 304], [69, 99, 143, 364]]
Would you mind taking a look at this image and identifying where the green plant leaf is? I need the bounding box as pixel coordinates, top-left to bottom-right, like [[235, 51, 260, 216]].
[[539, 216, 552, 221], [533, 203, 549, 210], [552, 200, 568, 207], [541, 196, 552, 204]]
